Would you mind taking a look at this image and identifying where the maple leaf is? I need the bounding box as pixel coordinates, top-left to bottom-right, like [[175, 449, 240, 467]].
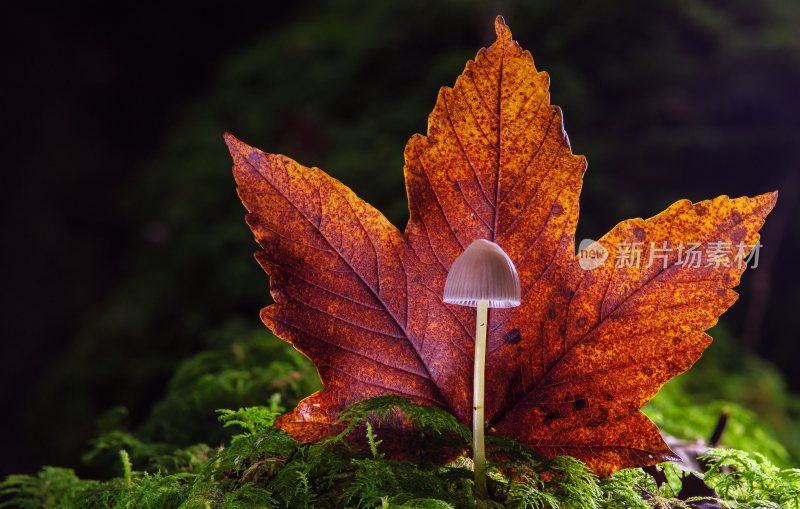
[[226, 17, 777, 476]]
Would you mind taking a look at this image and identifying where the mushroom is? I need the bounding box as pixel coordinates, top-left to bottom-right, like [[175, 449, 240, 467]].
[[443, 239, 521, 502]]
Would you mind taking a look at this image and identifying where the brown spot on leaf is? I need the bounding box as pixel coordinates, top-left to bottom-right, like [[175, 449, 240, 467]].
[[589, 408, 609, 427], [544, 411, 561, 423], [503, 328, 522, 344]]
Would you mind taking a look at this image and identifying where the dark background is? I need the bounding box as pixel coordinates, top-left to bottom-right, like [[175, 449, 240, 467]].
[[1, 0, 798, 478]]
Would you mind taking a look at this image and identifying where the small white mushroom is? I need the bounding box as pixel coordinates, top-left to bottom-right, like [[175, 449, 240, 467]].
[[442, 239, 521, 503], [443, 239, 521, 308]]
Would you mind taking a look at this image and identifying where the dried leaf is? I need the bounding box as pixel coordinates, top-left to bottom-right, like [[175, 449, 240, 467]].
[[226, 16, 776, 475]]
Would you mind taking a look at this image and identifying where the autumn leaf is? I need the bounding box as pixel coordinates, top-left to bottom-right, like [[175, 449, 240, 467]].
[[226, 16, 777, 476]]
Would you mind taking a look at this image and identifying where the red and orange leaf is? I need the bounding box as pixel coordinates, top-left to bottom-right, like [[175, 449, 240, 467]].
[[226, 16, 777, 476]]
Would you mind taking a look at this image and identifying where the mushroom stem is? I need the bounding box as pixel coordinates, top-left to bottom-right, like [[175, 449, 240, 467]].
[[442, 239, 520, 506], [473, 299, 488, 500]]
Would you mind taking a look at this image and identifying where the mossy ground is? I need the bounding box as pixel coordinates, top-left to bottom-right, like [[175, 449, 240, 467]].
[[3, 331, 799, 508]]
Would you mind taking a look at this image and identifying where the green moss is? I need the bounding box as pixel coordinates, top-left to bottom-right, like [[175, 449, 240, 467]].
[[701, 448, 800, 508], [8, 330, 800, 508], [5, 390, 798, 509]]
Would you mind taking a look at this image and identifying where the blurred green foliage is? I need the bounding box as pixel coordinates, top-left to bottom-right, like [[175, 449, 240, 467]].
[[645, 324, 800, 465], [140, 324, 320, 448], [24, 0, 800, 476]]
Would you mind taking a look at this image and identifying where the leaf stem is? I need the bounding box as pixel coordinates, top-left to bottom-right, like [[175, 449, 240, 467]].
[[473, 299, 488, 502]]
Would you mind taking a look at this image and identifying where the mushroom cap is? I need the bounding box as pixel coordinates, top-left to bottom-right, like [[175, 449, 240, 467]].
[[443, 239, 521, 308]]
